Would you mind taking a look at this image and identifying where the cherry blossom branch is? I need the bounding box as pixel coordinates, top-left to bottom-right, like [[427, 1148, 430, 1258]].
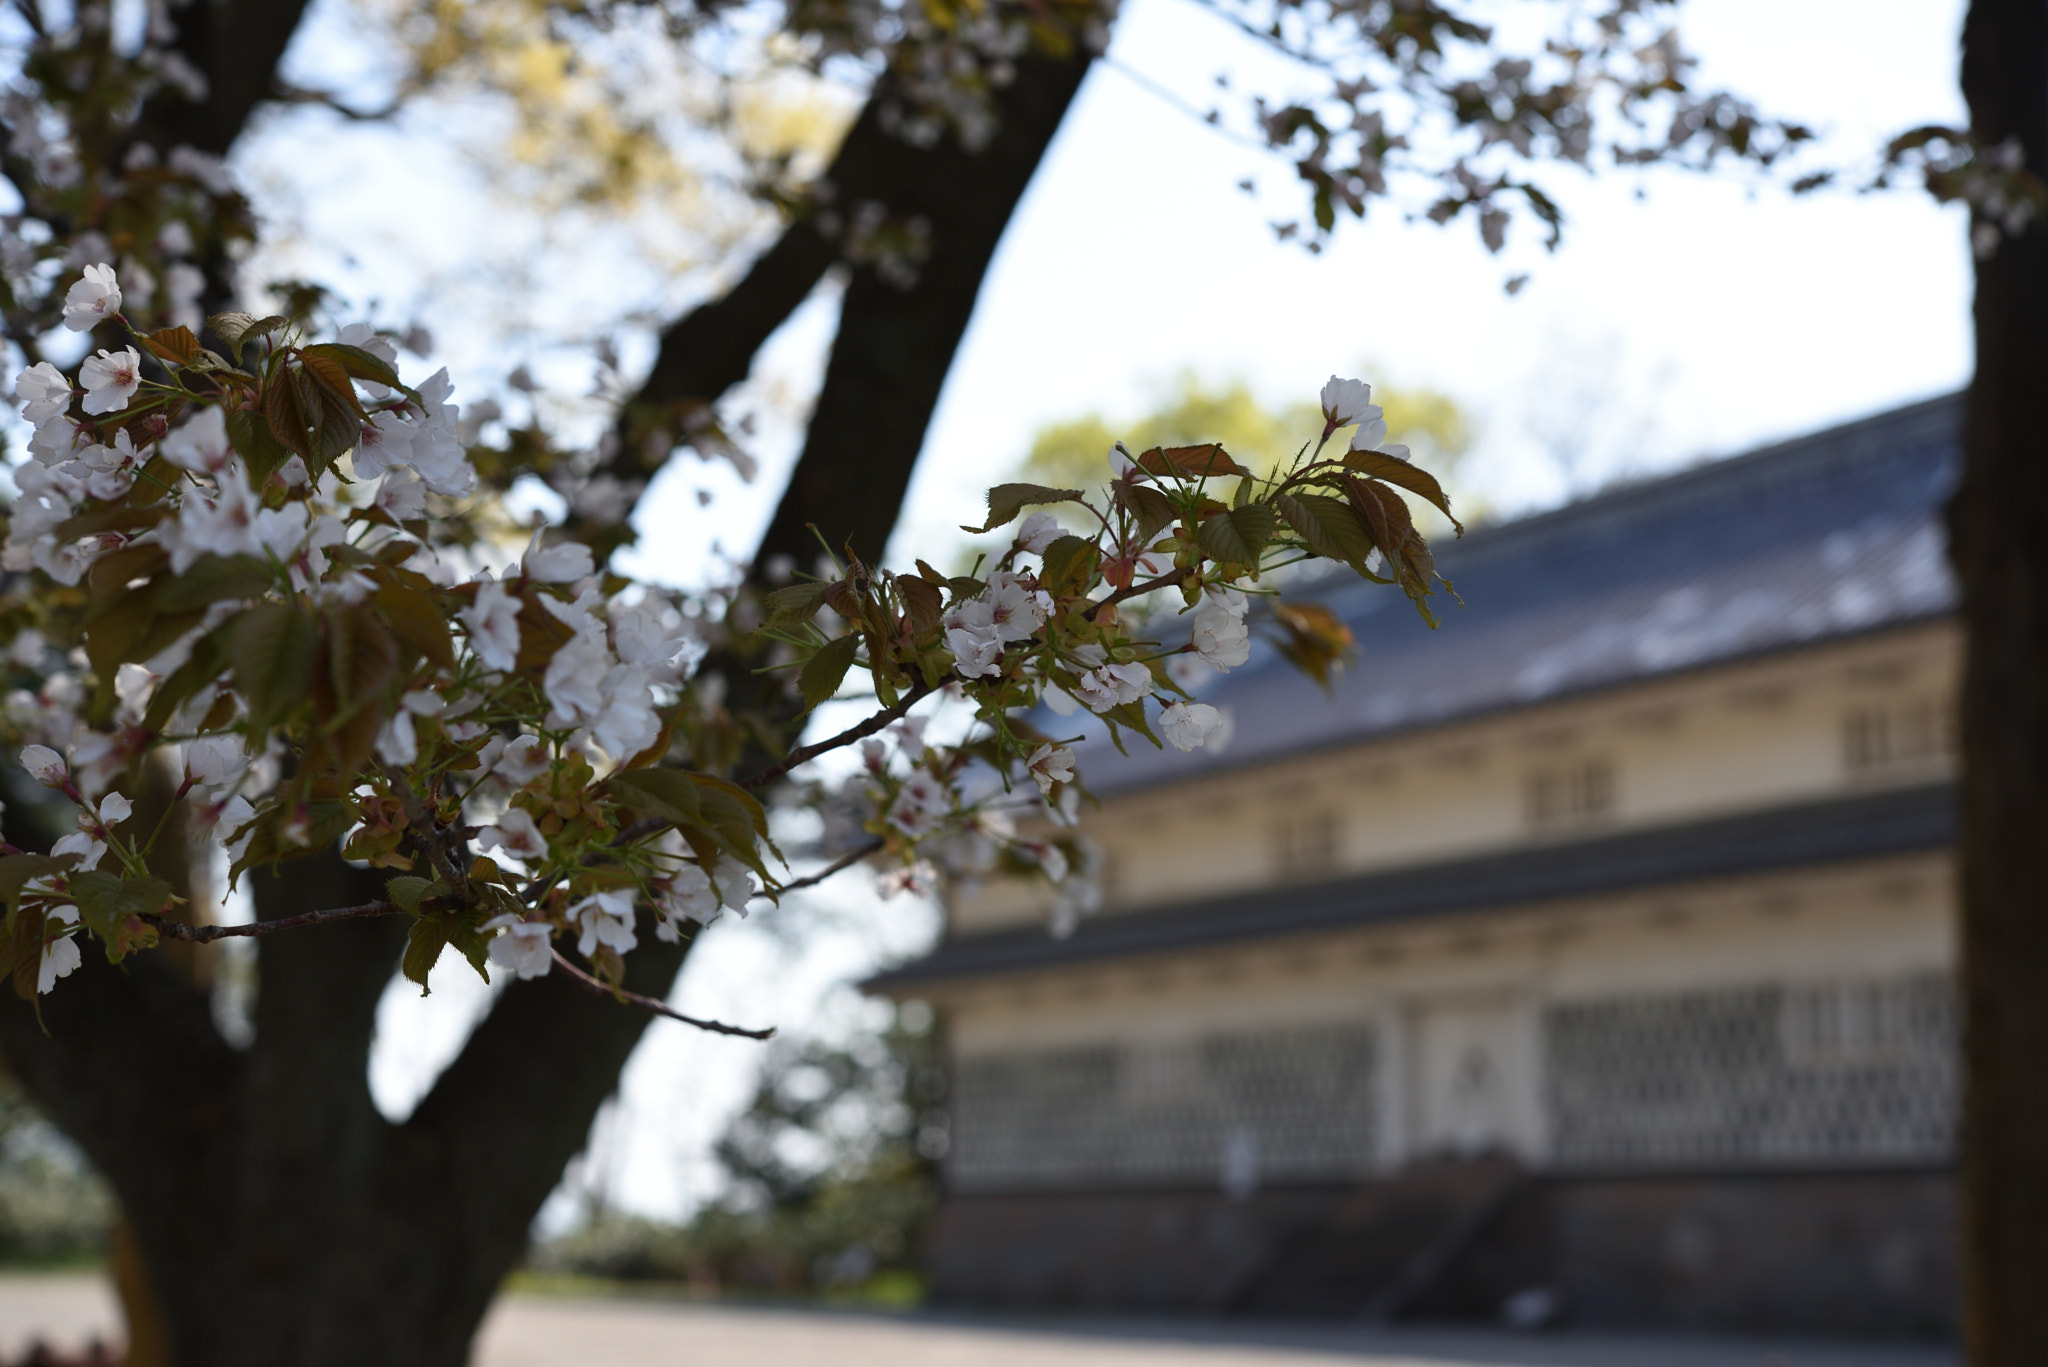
[[1090, 566, 1193, 617], [548, 950, 773, 1040], [739, 680, 934, 792], [145, 900, 402, 943], [775, 838, 885, 896]]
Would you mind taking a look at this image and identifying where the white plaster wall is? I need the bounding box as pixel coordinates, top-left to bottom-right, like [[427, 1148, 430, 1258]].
[[951, 621, 1959, 936]]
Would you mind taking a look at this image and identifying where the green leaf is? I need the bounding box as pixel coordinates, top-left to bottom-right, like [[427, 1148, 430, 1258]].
[[303, 341, 406, 392], [798, 634, 861, 713], [156, 554, 273, 614], [607, 770, 703, 826], [1342, 452, 1462, 532], [384, 876, 446, 914], [143, 626, 230, 732], [763, 581, 832, 630], [1039, 535, 1096, 591], [226, 407, 292, 485], [1112, 481, 1178, 545], [895, 575, 943, 634], [1228, 503, 1276, 558], [402, 918, 448, 994], [207, 311, 286, 362], [1197, 509, 1260, 566], [232, 603, 318, 732], [374, 584, 456, 670], [963, 483, 1084, 535], [1273, 492, 1377, 568]]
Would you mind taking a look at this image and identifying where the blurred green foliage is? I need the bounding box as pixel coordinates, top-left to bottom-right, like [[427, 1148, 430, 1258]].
[[0, 1071, 113, 1266], [1021, 371, 1475, 508], [531, 1002, 946, 1297]]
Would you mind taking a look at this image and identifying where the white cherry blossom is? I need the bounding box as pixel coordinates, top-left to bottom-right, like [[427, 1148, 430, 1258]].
[[161, 407, 232, 474], [1320, 375, 1381, 432], [983, 571, 1050, 642], [38, 907, 82, 994], [710, 855, 758, 914], [461, 579, 522, 672], [494, 735, 550, 785], [1158, 700, 1227, 751], [17, 362, 70, 423], [61, 264, 121, 332], [184, 735, 246, 786], [523, 532, 595, 584], [610, 598, 684, 666], [1348, 416, 1390, 452], [478, 807, 548, 864], [887, 771, 948, 838], [655, 863, 721, 938], [52, 831, 106, 871], [589, 663, 659, 760], [1027, 743, 1075, 799], [1074, 660, 1151, 713], [1191, 598, 1251, 671], [482, 914, 554, 979], [162, 463, 264, 572], [943, 598, 1003, 679], [79, 348, 142, 415], [569, 888, 637, 957], [1014, 512, 1061, 555]]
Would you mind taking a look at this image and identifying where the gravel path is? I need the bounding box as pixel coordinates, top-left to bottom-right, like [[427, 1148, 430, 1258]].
[[0, 1274, 1958, 1367]]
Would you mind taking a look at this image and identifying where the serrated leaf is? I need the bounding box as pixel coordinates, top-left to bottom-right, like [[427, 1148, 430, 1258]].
[[1274, 492, 1376, 568], [226, 407, 292, 484], [964, 482, 1084, 535], [763, 581, 831, 630], [1196, 508, 1264, 566], [304, 341, 405, 392], [1112, 481, 1178, 545], [232, 602, 318, 732], [155, 554, 272, 614], [141, 326, 201, 368], [299, 348, 367, 422], [1136, 444, 1251, 480], [384, 875, 446, 913], [607, 769, 704, 826], [895, 575, 943, 634], [798, 634, 861, 713], [1039, 535, 1095, 591], [402, 917, 449, 994], [373, 584, 455, 670], [144, 626, 229, 732], [1230, 503, 1276, 558], [1342, 452, 1462, 532]]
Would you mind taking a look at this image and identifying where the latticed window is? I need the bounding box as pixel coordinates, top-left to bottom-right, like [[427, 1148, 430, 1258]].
[[949, 1023, 1380, 1191], [1524, 756, 1616, 830], [1843, 695, 1955, 776], [1545, 973, 1956, 1169]]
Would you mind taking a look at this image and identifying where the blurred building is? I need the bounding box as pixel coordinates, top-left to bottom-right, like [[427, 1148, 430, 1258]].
[[869, 396, 1961, 1334]]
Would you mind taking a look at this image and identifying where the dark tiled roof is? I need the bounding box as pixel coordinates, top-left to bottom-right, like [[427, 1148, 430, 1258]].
[[868, 783, 1954, 990], [1082, 394, 1962, 797]]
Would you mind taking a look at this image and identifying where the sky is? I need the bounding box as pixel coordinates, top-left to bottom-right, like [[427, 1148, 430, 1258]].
[[10, 0, 1978, 1222]]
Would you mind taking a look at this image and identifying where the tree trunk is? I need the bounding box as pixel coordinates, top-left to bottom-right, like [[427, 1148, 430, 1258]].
[[1953, 4, 2048, 1364]]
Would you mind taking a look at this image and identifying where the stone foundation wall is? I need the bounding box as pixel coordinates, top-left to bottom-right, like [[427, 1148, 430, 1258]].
[[927, 1168, 1957, 1337]]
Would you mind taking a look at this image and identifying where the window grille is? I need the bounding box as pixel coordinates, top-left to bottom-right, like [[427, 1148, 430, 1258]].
[[1843, 695, 1954, 776], [1545, 973, 1955, 1169], [1271, 808, 1342, 881], [1524, 757, 1616, 831], [950, 1023, 1379, 1191]]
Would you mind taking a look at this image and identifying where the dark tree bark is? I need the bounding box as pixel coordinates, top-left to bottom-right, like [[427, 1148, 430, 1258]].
[[624, 50, 1096, 571], [1952, 4, 2048, 1365], [0, 18, 1098, 1367]]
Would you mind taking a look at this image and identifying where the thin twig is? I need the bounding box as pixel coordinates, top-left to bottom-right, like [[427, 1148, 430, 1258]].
[[1091, 566, 1193, 617], [776, 838, 884, 896], [739, 680, 933, 791], [146, 900, 402, 944], [549, 949, 773, 1040]]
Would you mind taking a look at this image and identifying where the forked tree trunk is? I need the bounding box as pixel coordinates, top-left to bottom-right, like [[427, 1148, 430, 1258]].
[[1952, 3, 2048, 1364]]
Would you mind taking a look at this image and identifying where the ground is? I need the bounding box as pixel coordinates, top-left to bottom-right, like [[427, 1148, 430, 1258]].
[[0, 1274, 1959, 1366]]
